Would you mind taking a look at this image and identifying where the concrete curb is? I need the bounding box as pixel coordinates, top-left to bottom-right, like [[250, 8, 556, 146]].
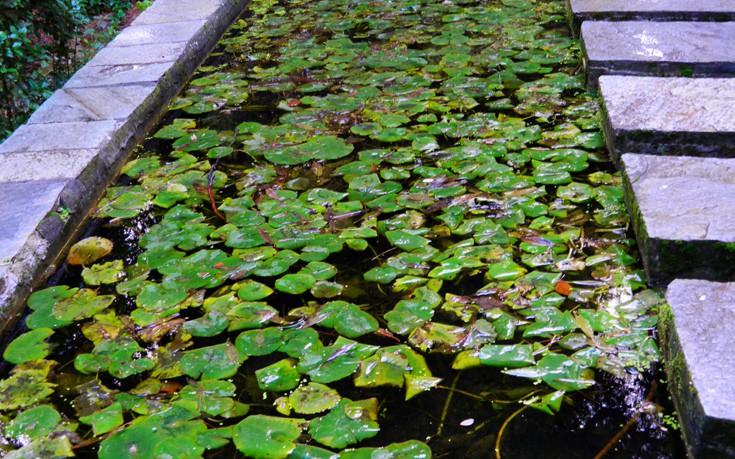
[[0, 0, 249, 335]]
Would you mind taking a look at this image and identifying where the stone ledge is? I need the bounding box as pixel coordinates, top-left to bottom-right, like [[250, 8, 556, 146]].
[[622, 153, 735, 285], [599, 76, 735, 163], [664, 279, 735, 459], [582, 21, 735, 90], [567, 0, 735, 32]]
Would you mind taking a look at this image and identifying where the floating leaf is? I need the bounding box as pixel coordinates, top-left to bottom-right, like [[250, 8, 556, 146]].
[[309, 398, 380, 449], [287, 382, 341, 414], [79, 402, 124, 436], [52, 289, 114, 322], [82, 260, 125, 285], [5, 405, 61, 441], [3, 328, 54, 364], [67, 237, 113, 266], [180, 342, 244, 380], [233, 415, 307, 459]]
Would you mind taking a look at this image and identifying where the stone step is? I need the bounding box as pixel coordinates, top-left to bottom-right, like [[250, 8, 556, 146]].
[[599, 76, 735, 163], [567, 0, 735, 31], [621, 153, 735, 285], [664, 279, 735, 459], [582, 21, 735, 89]]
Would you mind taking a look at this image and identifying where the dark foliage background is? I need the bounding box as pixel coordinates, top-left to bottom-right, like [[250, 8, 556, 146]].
[[0, 0, 142, 140]]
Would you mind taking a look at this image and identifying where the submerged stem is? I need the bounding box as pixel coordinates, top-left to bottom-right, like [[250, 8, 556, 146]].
[[495, 405, 528, 459]]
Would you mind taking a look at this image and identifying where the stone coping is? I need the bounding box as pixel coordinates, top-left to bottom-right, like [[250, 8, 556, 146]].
[[664, 279, 735, 459], [0, 0, 248, 336], [567, 0, 735, 32], [598, 75, 735, 163], [582, 21, 735, 90], [621, 153, 735, 285]]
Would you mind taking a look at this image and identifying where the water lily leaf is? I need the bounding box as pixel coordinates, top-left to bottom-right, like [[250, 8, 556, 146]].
[[504, 353, 595, 391], [298, 337, 379, 384], [308, 398, 380, 449], [289, 444, 340, 459], [5, 404, 61, 441], [3, 328, 54, 364], [82, 260, 125, 285], [524, 389, 565, 415], [197, 426, 234, 451], [235, 280, 274, 301], [26, 286, 76, 329], [0, 364, 55, 410], [256, 358, 302, 392], [79, 401, 124, 436], [364, 265, 399, 284], [52, 288, 114, 322], [486, 260, 527, 281], [236, 327, 284, 357], [233, 415, 307, 459], [354, 345, 432, 394], [180, 342, 244, 380], [179, 380, 238, 417], [286, 382, 341, 415], [67, 237, 113, 266], [311, 281, 345, 298], [5, 437, 74, 459], [279, 328, 323, 358], [226, 301, 279, 331], [98, 401, 204, 459], [275, 273, 316, 294], [75, 338, 155, 379], [135, 283, 188, 312], [478, 344, 535, 368], [385, 230, 430, 251], [340, 440, 431, 459], [557, 182, 596, 203], [404, 375, 443, 400], [265, 136, 353, 165]]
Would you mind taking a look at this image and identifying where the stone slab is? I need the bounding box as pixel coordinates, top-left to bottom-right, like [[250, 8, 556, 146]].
[[27, 84, 156, 124], [133, 0, 231, 24], [86, 42, 187, 67], [567, 0, 735, 31], [599, 76, 735, 162], [0, 150, 104, 184], [0, 121, 124, 155], [64, 61, 177, 88], [664, 279, 735, 458], [582, 21, 735, 89], [622, 153, 735, 284], [109, 20, 206, 47]]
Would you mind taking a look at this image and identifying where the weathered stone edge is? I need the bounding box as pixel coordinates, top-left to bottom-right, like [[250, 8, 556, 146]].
[[0, 0, 249, 337]]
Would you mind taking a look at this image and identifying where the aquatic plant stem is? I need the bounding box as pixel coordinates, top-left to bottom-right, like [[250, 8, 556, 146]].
[[208, 158, 226, 222], [592, 381, 658, 459], [435, 372, 461, 438], [495, 405, 528, 459]]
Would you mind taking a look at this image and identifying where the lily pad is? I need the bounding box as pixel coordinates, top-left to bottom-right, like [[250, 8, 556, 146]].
[[82, 260, 125, 285], [308, 398, 380, 449], [233, 415, 307, 459], [67, 237, 113, 266], [3, 328, 54, 364]]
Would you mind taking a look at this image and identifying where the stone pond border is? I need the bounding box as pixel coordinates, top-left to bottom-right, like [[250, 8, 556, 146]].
[[569, 0, 735, 457], [0, 0, 249, 337]]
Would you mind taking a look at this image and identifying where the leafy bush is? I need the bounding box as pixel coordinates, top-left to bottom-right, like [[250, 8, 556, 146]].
[[0, 0, 135, 140]]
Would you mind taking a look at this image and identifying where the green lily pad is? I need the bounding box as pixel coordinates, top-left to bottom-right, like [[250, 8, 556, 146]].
[[5, 404, 61, 441], [3, 328, 54, 364], [52, 288, 115, 322], [308, 398, 380, 449], [236, 327, 284, 356], [287, 382, 341, 414], [179, 380, 239, 417], [67, 237, 113, 266], [79, 402, 124, 436], [75, 338, 155, 379], [82, 260, 125, 285], [233, 415, 307, 459], [0, 364, 55, 410], [275, 273, 316, 294], [256, 358, 302, 392], [180, 342, 244, 380], [26, 286, 76, 329], [478, 344, 535, 368], [5, 437, 74, 459]]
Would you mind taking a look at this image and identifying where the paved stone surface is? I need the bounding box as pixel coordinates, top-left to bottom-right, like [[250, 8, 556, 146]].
[[665, 279, 735, 458], [65, 61, 177, 88], [134, 0, 231, 24], [622, 153, 735, 284], [0, 150, 104, 183], [110, 20, 206, 46], [86, 42, 187, 67], [582, 21, 735, 89], [27, 84, 156, 124], [0, 121, 124, 155], [599, 76, 735, 162], [568, 0, 735, 30]]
